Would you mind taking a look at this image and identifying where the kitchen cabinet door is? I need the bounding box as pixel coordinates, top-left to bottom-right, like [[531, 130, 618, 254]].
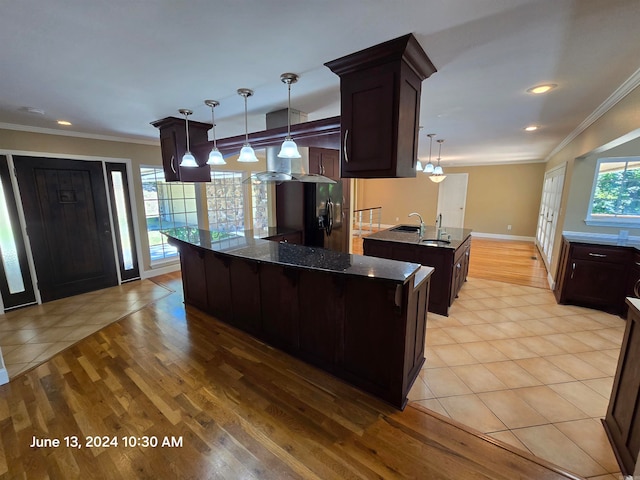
[[151, 117, 212, 182], [205, 252, 232, 319], [260, 264, 299, 351], [180, 246, 208, 310], [325, 34, 436, 179], [564, 259, 627, 311], [229, 257, 261, 334], [605, 301, 640, 475]]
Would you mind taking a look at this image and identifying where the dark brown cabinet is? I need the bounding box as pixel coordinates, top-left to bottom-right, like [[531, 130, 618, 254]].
[[168, 234, 432, 409], [604, 299, 640, 476], [628, 252, 640, 298], [363, 234, 471, 316], [308, 148, 338, 179], [151, 116, 212, 182], [325, 33, 436, 178], [554, 238, 634, 315]]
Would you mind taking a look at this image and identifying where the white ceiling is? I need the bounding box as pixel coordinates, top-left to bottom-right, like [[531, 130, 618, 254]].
[[1, 0, 639, 167]]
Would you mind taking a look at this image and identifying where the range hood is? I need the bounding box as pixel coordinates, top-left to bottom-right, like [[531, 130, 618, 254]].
[[245, 109, 336, 184]]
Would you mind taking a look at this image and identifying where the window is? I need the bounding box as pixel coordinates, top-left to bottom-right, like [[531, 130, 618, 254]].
[[587, 157, 640, 226], [141, 167, 198, 262]]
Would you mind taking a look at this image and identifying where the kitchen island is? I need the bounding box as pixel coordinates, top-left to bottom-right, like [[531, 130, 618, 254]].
[[363, 225, 472, 316], [163, 227, 433, 409]]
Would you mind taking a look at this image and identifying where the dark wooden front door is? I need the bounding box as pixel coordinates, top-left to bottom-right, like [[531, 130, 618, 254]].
[[14, 156, 118, 302]]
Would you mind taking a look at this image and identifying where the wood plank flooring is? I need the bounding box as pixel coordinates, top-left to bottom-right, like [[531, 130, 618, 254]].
[[353, 234, 550, 290], [0, 272, 583, 479]]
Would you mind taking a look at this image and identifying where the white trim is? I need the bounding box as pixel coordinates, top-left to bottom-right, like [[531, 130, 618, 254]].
[[0, 149, 134, 163], [584, 218, 640, 228], [471, 232, 536, 242], [0, 122, 159, 146], [545, 66, 640, 162], [547, 271, 555, 290], [562, 230, 640, 247], [141, 261, 180, 279]]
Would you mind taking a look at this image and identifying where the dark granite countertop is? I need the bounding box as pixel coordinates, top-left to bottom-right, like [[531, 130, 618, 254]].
[[364, 225, 473, 250], [163, 227, 425, 284], [562, 233, 640, 252]]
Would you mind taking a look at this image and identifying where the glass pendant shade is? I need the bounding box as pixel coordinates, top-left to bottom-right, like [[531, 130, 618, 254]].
[[237, 89, 258, 163], [180, 152, 198, 167], [429, 174, 447, 183], [205, 99, 226, 165], [278, 138, 301, 158], [238, 144, 259, 163], [178, 108, 198, 167], [416, 160, 423, 171], [423, 162, 434, 173], [207, 148, 225, 165], [278, 73, 301, 159], [434, 165, 443, 175]]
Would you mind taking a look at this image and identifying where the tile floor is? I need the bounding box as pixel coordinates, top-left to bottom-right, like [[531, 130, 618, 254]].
[[0, 279, 173, 379], [409, 277, 625, 480]]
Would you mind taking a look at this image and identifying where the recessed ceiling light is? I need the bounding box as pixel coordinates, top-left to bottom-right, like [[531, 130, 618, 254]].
[[527, 84, 557, 94], [524, 125, 539, 132], [57, 120, 72, 126]]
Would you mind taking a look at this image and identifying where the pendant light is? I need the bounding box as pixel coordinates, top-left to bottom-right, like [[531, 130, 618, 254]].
[[429, 139, 447, 183], [237, 88, 259, 162], [204, 100, 226, 165], [178, 109, 198, 167], [423, 133, 435, 173], [277, 73, 301, 159]]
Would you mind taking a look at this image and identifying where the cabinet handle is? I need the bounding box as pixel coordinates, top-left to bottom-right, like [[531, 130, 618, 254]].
[[456, 263, 461, 269], [635, 278, 640, 297], [343, 129, 350, 163], [588, 253, 607, 258], [570, 262, 575, 279], [636, 262, 640, 267], [170, 155, 177, 174]]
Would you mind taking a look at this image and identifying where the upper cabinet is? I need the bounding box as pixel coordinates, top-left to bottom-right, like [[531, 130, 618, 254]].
[[151, 117, 212, 182], [325, 34, 436, 178]]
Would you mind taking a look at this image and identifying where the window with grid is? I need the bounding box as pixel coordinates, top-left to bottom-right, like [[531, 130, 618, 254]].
[[587, 157, 640, 226], [140, 167, 198, 262]]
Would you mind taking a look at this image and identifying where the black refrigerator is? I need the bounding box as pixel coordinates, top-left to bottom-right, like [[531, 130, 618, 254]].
[[304, 181, 344, 252]]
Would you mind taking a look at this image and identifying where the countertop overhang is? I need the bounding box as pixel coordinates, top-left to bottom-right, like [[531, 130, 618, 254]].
[[163, 227, 425, 284]]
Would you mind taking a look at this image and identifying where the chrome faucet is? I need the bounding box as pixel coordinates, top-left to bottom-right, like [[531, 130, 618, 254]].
[[408, 212, 425, 236]]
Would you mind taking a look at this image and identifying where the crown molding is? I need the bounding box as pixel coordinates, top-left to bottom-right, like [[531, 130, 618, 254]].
[[545, 67, 640, 162], [0, 122, 159, 146]]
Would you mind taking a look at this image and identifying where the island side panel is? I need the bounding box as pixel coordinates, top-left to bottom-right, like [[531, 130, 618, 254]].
[[169, 236, 427, 409]]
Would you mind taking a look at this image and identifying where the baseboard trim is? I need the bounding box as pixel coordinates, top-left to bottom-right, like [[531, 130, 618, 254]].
[[141, 262, 180, 279], [471, 232, 536, 242]]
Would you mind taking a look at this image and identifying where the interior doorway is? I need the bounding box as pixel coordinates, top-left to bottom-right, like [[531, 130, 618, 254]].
[[14, 156, 119, 302], [437, 173, 468, 229]]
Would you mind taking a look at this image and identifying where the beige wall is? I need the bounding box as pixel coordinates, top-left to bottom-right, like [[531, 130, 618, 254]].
[[0, 128, 268, 275], [545, 85, 640, 281], [356, 162, 545, 237]]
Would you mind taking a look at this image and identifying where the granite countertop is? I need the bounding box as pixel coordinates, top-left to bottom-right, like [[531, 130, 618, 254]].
[[562, 233, 640, 252], [163, 227, 425, 284], [364, 225, 473, 250]]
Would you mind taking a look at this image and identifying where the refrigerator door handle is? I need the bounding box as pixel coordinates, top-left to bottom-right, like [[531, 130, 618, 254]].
[[326, 199, 334, 236]]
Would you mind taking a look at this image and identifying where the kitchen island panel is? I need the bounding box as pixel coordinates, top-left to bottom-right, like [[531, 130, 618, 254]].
[[164, 227, 432, 409]]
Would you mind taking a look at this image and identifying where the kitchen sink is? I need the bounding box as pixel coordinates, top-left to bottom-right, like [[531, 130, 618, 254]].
[[390, 225, 421, 233], [421, 238, 451, 245]]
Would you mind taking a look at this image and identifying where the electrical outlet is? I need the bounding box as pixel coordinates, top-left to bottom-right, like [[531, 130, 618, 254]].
[[395, 217, 399, 222], [507, 225, 512, 231]]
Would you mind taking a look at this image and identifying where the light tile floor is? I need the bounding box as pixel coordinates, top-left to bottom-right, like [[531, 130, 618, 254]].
[[0, 279, 173, 379], [409, 277, 625, 480]]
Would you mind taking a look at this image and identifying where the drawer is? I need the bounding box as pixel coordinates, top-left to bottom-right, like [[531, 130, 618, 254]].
[[571, 244, 632, 263]]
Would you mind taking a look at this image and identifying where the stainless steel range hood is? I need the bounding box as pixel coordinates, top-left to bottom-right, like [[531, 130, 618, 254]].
[[246, 109, 336, 184]]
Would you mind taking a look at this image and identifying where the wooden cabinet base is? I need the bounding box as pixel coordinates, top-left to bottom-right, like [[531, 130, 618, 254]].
[[172, 239, 431, 409]]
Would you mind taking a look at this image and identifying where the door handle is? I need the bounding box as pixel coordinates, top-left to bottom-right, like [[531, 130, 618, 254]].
[[570, 262, 575, 279], [343, 129, 349, 163]]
